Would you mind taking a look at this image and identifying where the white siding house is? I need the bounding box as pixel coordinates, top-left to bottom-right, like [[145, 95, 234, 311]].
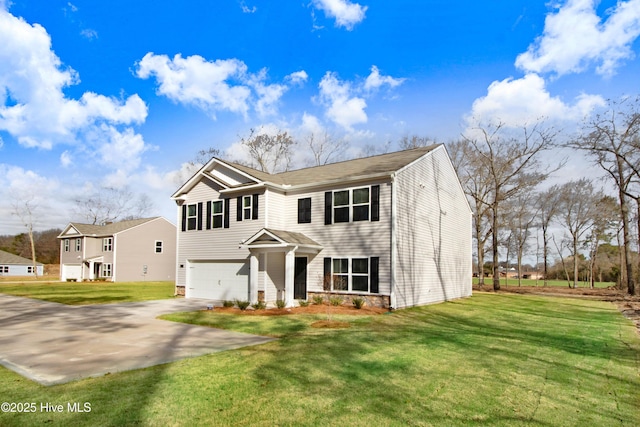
[[172, 145, 472, 309], [0, 250, 44, 277]]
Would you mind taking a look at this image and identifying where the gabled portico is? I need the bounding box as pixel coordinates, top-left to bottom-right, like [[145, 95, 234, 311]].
[[241, 228, 322, 307]]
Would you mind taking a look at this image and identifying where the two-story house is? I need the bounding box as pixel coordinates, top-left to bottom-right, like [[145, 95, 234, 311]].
[[58, 217, 176, 282], [172, 145, 472, 309]]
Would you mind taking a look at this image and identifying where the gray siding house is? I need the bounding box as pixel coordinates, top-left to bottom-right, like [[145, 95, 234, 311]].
[[172, 145, 472, 309], [58, 217, 176, 282], [0, 250, 44, 277]]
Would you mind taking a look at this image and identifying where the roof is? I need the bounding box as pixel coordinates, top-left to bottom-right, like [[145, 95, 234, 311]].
[[58, 217, 160, 238], [173, 145, 441, 198], [222, 145, 440, 187], [242, 228, 322, 251], [0, 250, 43, 266]]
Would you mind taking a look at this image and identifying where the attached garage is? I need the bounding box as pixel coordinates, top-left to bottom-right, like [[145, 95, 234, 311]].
[[61, 264, 82, 281], [186, 260, 249, 300]]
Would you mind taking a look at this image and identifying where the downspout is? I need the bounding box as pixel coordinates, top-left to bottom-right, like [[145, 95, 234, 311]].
[[390, 173, 397, 309]]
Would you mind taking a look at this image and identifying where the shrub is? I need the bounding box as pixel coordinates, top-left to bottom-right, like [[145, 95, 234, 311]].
[[275, 299, 286, 309], [234, 299, 250, 310], [252, 301, 266, 310], [352, 297, 365, 309], [329, 296, 343, 306], [223, 300, 234, 308], [312, 295, 324, 305], [298, 299, 310, 307]]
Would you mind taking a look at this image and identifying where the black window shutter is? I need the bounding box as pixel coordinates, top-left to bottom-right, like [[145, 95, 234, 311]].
[[237, 196, 243, 222], [252, 194, 259, 220], [323, 257, 332, 291], [224, 199, 230, 228], [371, 185, 380, 222], [324, 192, 332, 225], [206, 201, 212, 230], [181, 205, 187, 232], [197, 202, 203, 230], [370, 257, 379, 293]]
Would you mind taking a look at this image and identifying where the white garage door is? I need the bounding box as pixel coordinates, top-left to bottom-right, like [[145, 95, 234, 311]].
[[61, 264, 82, 281], [186, 260, 249, 301]]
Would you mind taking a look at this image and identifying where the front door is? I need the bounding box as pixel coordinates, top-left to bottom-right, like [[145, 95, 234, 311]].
[[294, 257, 307, 300]]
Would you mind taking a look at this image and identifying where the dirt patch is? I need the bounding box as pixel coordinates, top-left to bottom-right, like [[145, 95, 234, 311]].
[[209, 304, 389, 316], [474, 285, 640, 334]]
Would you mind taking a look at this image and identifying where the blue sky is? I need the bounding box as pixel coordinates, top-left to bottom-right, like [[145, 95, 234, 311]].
[[1, 0, 640, 234]]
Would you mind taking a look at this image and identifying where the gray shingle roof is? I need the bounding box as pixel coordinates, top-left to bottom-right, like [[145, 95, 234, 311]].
[[64, 217, 159, 237], [0, 250, 43, 266], [221, 145, 440, 186]]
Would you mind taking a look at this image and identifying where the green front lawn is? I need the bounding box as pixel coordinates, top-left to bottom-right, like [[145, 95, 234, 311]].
[[474, 277, 615, 288], [0, 281, 175, 304], [0, 293, 638, 426]]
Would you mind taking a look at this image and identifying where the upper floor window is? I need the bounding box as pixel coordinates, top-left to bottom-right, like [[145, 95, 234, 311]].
[[64, 239, 70, 252], [236, 194, 259, 222], [187, 204, 198, 230], [75, 238, 81, 252], [103, 237, 113, 252], [211, 201, 224, 228], [155, 241, 163, 254], [298, 198, 312, 224], [325, 185, 380, 225]]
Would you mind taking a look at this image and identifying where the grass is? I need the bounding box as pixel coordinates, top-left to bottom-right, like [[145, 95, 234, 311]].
[[0, 292, 638, 426], [0, 281, 175, 305], [474, 277, 615, 288]]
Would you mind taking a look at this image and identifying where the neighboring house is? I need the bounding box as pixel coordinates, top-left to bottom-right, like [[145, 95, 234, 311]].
[[57, 217, 176, 282], [172, 145, 472, 309], [0, 250, 44, 277]]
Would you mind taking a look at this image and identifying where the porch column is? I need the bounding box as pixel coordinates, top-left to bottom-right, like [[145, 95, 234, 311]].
[[249, 253, 259, 304], [284, 248, 295, 307]]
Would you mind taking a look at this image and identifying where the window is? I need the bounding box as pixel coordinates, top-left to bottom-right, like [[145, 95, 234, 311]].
[[324, 185, 380, 224], [64, 239, 70, 252], [187, 204, 198, 230], [155, 241, 163, 254], [75, 238, 81, 252], [333, 191, 349, 223], [101, 263, 112, 277], [103, 237, 112, 252], [236, 194, 259, 221], [352, 188, 370, 221], [211, 201, 224, 228], [0, 266, 8, 274], [332, 258, 349, 290], [27, 266, 35, 274], [298, 198, 312, 224], [324, 257, 379, 293]]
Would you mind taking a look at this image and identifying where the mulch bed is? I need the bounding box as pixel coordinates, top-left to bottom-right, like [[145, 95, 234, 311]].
[[210, 304, 389, 316]]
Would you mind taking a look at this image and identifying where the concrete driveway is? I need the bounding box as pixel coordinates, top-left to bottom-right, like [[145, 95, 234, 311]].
[[0, 295, 275, 386]]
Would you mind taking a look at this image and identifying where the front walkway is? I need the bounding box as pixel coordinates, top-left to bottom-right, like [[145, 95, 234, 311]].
[[0, 295, 275, 385]]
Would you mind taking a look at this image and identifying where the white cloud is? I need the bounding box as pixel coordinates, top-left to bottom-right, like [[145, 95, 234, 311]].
[[516, 0, 640, 77], [286, 70, 308, 86], [80, 28, 98, 40], [136, 53, 295, 119], [60, 150, 72, 167], [318, 71, 367, 130], [0, 7, 148, 155], [312, 0, 368, 30], [364, 65, 405, 91], [467, 73, 605, 128], [240, 1, 257, 13]]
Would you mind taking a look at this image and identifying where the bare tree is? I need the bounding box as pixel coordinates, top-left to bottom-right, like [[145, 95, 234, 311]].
[[398, 135, 436, 150], [73, 186, 154, 225], [239, 128, 295, 173], [569, 97, 640, 295], [556, 179, 603, 288], [447, 139, 492, 285], [584, 196, 618, 288], [536, 186, 562, 286], [463, 120, 560, 290], [304, 131, 347, 166], [503, 193, 538, 286], [11, 196, 39, 278]]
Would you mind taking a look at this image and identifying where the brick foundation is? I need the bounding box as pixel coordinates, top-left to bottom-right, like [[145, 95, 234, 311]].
[[175, 285, 185, 296]]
